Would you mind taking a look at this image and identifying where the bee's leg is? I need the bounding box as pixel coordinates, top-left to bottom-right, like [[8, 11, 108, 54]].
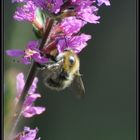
[[36, 62, 50, 70], [36, 61, 60, 71], [47, 63, 60, 70], [36, 63, 44, 68], [45, 59, 63, 70]]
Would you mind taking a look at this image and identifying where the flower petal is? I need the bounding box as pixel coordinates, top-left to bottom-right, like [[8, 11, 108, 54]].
[[32, 53, 49, 64], [21, 57, 31, 65], [20, 127, 39, 140], [79, 13, 100, 24], [76, 5, 100, 24], [57, 34, 92, 54], [13, 1, 36, 22], [23, 93, 41, 107], [28, 77, 38, 94], [68, 34, 92, 53], [33, 0, 64, 14], [57, 39, 66, 53], [60, 16, 86, 35], [97, 0, 111, 6], [26, 41, 39, 50], [6, 49, 24, 57], [16, 73, 25, 100], [23, 106, 46, 118]]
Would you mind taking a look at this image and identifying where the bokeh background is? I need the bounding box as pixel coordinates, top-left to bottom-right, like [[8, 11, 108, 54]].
[[4, 0, 136, 140]]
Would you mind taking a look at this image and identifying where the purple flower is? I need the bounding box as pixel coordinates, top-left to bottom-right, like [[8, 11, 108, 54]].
[[14, 1, 37, 22], [6, 49, 25, 57], [16, 73, 38, 100], [57, 33, 91, 54], [59, 16, 86, 35], [33, 0, 64, 14], [16, 73, 46, 118], [22, 93, 45, 118], [13, 1, 45, 31], [76, 4, 100, 24], [6, 41, 48, 65], [69, 0, 100, 24], [97, 0, 111, 6], [16, 127, 40, 140]]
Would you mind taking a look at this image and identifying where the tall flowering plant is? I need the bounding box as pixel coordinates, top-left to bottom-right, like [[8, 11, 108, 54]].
[[6, 0, 110, 139]]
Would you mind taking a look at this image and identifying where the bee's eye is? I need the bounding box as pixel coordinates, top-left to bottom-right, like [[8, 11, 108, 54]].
[[69, 56, 75, 64]]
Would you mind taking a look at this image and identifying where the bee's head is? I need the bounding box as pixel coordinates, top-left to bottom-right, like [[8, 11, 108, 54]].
[[56, 50, 80, 79]]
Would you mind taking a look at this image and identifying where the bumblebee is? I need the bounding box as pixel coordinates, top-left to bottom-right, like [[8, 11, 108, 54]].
[[40, 49, 85, 97]]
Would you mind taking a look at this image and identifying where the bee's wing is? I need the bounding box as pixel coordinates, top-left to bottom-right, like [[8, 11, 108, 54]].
[[70, 74, 85, 98]]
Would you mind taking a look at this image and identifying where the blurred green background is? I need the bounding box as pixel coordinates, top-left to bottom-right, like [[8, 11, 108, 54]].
[[4, 0, 136, 140]]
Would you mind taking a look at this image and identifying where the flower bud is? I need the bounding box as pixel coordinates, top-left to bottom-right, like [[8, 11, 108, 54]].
[[32, 8, 46, 38]]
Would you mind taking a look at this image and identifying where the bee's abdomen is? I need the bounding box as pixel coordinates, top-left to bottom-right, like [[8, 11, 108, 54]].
[[59, 71, 69, 80], [44, 77, 65, 90], [47, 78, 62, 88], [44, 75, 73, 91]]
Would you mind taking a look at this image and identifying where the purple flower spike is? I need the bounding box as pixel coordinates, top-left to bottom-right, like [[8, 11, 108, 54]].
[[97, 0, 111, 6], [16, 73, 46, 118], [19, 127, 40, 140]]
